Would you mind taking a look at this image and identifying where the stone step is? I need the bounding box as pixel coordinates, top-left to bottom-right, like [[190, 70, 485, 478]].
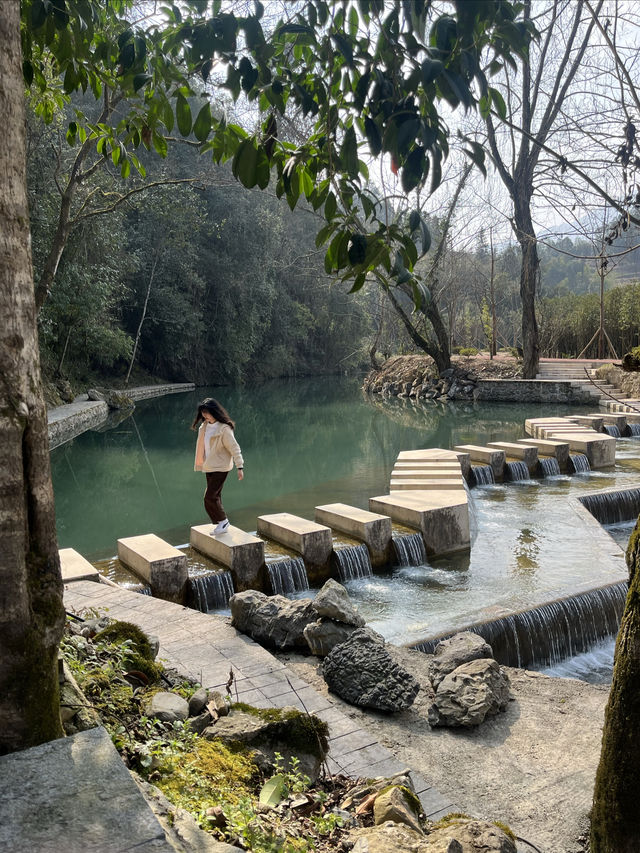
[[190, 524, 264, 592], [486, 442, 538, 468], [516, 438, 570, 468], [117, 534, 187, 602], [566, 415, 604, 431], [587, 412, 627, 428], [389, 478, 466, 491], [396, 448, 471, 480], [391, 467, 463, 479], [314, 503, 392, 567], [534, 432, 616, 467], [453, 445, 505, 478], [59, 548, 100, 584], [369, 491, 470, 557], [257, 513, 333, 574]]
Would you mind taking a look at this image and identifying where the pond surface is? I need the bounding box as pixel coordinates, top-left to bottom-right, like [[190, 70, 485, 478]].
[[51, 377, 640, 650]]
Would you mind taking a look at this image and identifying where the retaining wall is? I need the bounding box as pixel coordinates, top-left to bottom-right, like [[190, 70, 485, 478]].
[[475, 379, 594, 404]]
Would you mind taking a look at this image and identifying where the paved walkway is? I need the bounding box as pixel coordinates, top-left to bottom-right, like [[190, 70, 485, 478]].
[[64, 580, 455, 820]]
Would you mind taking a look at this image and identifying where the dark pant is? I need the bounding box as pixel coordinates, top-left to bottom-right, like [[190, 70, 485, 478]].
[[204, 471, 229, 523]]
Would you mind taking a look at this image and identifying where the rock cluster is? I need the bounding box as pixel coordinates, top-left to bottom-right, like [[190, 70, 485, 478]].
[[230, 578, 365, 655], [426, 632, 511, 728], [364, 364, 477, 402]]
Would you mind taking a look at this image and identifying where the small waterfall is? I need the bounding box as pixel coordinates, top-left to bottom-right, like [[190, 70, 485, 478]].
[[267, 557, 309, 595], [391, 532, 427, 566], [410, 581, 628, 669], [471, 464, 495, 486], [188, 571, 235, 612], [121, 581, 152, 595], [569, 453, 591, 473], [332, 544, 373, 581], [504, 460, 530, 482], [539, 456, 561, 477], [628, 423, 640, 437], [580, 487, 640, 525], [603, 424, 621, 438]]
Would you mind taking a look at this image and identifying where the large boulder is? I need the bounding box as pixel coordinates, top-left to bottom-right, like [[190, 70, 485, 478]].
[[303, 618, 358, 656], [206, 705, 329, 783], [322, 628, 420, 712], [428, 659, 510, 728], [312, 579, 365, 626], [428, 632, 494, 689], [230, 590, 316, 651]]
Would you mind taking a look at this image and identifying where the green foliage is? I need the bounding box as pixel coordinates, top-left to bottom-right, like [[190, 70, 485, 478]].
[[21, 0, 534, 306]]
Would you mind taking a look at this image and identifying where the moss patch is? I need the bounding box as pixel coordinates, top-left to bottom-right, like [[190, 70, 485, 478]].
[[232, 703, 329, 759]]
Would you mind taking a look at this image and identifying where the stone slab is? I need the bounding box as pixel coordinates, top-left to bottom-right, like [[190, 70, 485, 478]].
[[516, 438, 570, 469], [190, 524, 264, 592], [588, 412, 628, 428], [391, 467, 462, 478], [59, 548, 100, 583], [370, 491, 470, 556], [257, 512, 332, 568], [315, 503, 392, 567], [487, 442, 538, 468], [397, 447, 471, 479], [566, 415, 604, 431], [454, 444, 505, 478], [539, 432, 617, 468], [0, 726, 173, 853], [117, 534, 187, 603], [390, 478, 465, 491]]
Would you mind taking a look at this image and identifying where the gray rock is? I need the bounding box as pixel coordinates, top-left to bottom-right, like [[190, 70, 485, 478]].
[[230, 589, 317, 651], [429, 632, 494, 689], [87, 388, 106, 401], [209, 690, 230, 716], [303, 618, 358, 656], [351, 822, 433, 852], [425, 818, 516, 852], [373, 785, 423, 834], [206, 706, 328, 784], [189, 687, 209, 716], [322, 628, 420, 712], [428, 658, 511, 728], [312, 579, 365, 626], [144, 691, 189, 723], [186, 711, 213, 735]]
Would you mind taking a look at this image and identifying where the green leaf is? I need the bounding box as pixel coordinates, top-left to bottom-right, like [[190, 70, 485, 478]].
[[348, 272, 367, 293], [152, 131, 168, 158], [193, 103, 212, 142], [176, 93, 192, 136], [232, 138, 270, 189], [401, 146, 425, 194], [408, 210, 420, 232], [332, 32, 354, 66], [396, 117, 420, 156], [421, 57, 443, 87], [23, 60, 34, 87], [340, 125, 359, 179], [489, 87, 507, 120], [325, 192, 337, 221], [364, 117, 382, 157], [420, 219, 431, 255], [133, 74, 151, 92], [259, 775, 288, 807]]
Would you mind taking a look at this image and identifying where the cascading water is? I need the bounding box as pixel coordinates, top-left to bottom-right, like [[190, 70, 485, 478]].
[[603, 424, 621, 438], [579, 486, 640, 525], [569, 453, 591, 473], [188, 571, 235, 612], [628, 423, 640, 437], [392, 532, 427, 566], [267, 557, 309, 595], [538, 456, 561, 477], [471, 464, 495, 486], [504, 460, 530, 482], [410, 581, 628, 669], [122, 581, 152, 595], [332, 543, 373, 581]]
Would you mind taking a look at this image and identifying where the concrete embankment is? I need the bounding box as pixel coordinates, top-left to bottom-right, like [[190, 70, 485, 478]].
[[47, 383, 195, 449]]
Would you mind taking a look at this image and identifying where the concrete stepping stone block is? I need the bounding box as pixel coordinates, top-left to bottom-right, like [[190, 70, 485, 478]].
[[487, 441, 538, 470], [258, 512, 333, 582], [390, 478, 465, 491], [190, 524, 264, 592], [369, 491, 470, 556], [453, 445, 505, 479], [59, 548, 100, 584], [314, 503, 392, 567], [516, 438, 570, 470], [117, 533, 187, 603]]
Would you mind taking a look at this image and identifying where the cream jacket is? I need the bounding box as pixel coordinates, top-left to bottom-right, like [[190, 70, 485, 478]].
[[194, 422, 244, 473]]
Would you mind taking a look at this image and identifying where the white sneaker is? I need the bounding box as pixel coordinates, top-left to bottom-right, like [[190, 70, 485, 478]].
[[211, 520, 230, 536]]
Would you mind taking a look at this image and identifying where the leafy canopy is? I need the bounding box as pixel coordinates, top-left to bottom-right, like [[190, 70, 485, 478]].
[[22, 0, 534, 295]]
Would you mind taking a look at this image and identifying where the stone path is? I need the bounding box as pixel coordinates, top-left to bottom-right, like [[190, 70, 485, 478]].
[[64, 580, 455, 819]]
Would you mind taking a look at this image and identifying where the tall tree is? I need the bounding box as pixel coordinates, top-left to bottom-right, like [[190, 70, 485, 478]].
[[484, 0, 603, 378], [0, 1, 65, 753]]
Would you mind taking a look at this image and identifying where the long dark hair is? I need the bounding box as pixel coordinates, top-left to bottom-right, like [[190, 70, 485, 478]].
[[191, 398, 235, 430]]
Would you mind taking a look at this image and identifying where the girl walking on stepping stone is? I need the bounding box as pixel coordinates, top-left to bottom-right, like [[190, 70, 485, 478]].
[[192, 398, 244, 535]]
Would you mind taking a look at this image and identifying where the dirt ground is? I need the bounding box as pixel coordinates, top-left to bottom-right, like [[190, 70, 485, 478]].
[[278, 645, 609, 853]]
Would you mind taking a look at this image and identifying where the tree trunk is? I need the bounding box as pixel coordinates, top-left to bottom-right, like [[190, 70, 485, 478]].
[[125, 251, 160, 385], [0, 3, 65, 753], [591, 516, 640, 852], [513, 190, 539, 379]]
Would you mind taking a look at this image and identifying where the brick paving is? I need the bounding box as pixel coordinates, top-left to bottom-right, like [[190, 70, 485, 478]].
[[64, 580, 455, 819]]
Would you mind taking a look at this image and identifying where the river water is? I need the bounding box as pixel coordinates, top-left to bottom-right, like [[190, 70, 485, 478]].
[[51, 377, 640, 667]]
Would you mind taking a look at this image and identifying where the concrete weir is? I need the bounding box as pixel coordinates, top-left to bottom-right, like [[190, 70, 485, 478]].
[[190, 524, 265, 592], [525, 417, 617, 468], [257, 512, 333, 584], [315, 503, 392, 568], [117, 534, 188, 603], [454, 444, 506, 480]]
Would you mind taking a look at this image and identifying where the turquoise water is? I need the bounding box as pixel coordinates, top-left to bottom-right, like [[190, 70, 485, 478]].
[[50, 378, 640, 647], [50, 377, 591, 560]]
